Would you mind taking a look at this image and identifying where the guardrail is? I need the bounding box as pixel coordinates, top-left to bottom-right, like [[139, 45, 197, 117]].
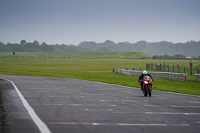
[[146, 63, 200, 75], [114, 68, 187, 82], [195, 74, 200, 82]]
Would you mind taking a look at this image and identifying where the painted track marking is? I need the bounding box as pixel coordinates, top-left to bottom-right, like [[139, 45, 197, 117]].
[[6, 79, 51, 133], [171, 105, 200, 108], [49, 122, 190, 126], [145, 112, 200, 115], [85, 109, 113, 111]]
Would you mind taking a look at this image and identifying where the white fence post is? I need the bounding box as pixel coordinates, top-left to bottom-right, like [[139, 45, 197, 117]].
[[195, 74, 200, 82]]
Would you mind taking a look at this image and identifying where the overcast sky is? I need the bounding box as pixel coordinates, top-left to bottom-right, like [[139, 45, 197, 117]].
[[0, 0, 200, 45]]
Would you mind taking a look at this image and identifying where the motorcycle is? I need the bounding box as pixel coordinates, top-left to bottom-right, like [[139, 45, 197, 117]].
[[142, 76, 152, 97]]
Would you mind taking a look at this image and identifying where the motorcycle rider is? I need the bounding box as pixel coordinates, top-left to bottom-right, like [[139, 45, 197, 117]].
[[138, 70, 153, 91]]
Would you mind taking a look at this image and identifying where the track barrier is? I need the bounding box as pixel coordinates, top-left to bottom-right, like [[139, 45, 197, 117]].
[[113, 68, 187, 82], [195, 74, 200, 82]]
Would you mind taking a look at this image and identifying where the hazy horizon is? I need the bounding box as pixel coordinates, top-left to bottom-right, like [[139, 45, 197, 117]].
[[1, 0, 200, 45]]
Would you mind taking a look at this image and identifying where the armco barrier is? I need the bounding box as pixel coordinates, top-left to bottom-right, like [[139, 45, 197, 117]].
[[195, 74, 200, 82], [115, 68, 187, 82]]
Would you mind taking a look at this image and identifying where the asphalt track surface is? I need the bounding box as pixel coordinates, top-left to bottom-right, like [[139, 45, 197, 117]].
[[0, 74, 200, 133]]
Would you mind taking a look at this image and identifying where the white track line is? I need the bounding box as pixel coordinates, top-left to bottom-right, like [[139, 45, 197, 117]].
[[145, 112, 200, 115], [6, 79, 51, 133], [42, 96, 69, 98], [49, 122, 190, 126], [171, 105, 200, 108], [143, 105, 160, 107], [85, 109, 113, 111], [33, 104, 64, 106], [68, 104, 117, 107]]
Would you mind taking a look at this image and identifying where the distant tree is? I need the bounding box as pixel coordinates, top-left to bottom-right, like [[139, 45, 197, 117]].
[[103, 40, 116, 45], [173, 54, 186, 59], [0, 41, 5, 51], [41, 42, 53, 52], [0, 40, 200, 57], [24, 41, 40, 52], [78, 41, 97, 51], [153, 54, 187, 59], [20, 40, 27, 45], [33, 40, 39, 45], [12, 44, 23, 52], [96, 47, 111, 52], [41, 42, 47, 45], [152, 55, 159, 59]]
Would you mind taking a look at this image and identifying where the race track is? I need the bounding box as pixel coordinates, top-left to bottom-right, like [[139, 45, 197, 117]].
[[0, 74, 200, 133]]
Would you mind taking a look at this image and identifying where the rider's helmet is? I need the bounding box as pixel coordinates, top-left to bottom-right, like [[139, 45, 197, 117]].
[[143, 70, 147, 76]]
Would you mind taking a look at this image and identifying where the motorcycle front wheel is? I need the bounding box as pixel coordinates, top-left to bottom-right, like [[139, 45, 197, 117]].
[[148, 86, 151, 97], [143, 87, 148, 97]]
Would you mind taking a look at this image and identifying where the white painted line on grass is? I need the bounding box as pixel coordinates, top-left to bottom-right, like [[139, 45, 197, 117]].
[[6, 79, 51, 133]]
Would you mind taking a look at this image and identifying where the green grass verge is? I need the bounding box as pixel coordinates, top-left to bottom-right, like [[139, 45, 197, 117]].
[[0, 58, 199, 95]]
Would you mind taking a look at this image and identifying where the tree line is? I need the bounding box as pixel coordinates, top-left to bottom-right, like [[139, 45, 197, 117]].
[[0, 40, 86, 52], [152, 54, 196, 59], [0, 40, 200, 57]]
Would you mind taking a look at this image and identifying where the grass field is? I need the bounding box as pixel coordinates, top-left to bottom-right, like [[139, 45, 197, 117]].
[[0, 52, 151, 59], [0, 58, 199, 95]]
